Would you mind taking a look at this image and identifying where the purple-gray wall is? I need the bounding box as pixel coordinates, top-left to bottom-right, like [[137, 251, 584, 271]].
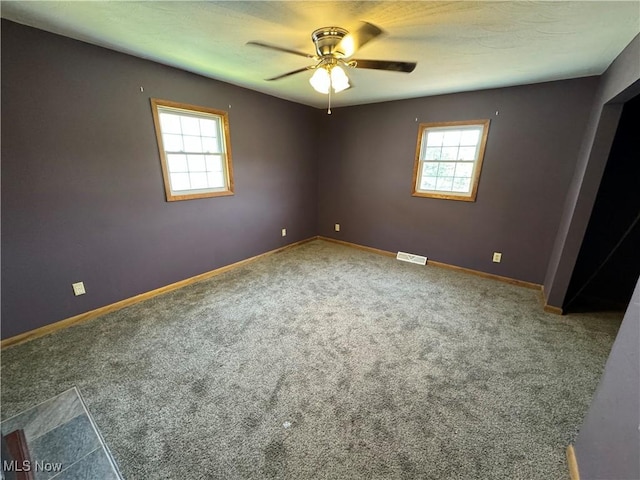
[[318, 79, 599, 284], [1, 20, 320, 339], [543, 34, 640, 308], [1, 18, 636, 336], [573, 275, 640, 480]]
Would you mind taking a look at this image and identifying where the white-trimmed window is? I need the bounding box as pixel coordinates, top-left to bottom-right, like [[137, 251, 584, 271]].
[[151, 99, 234, 201], [412, 119, 490, 201]]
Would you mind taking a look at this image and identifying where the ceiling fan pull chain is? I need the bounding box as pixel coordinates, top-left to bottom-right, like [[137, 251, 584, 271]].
[[328, 73, 332, 114]]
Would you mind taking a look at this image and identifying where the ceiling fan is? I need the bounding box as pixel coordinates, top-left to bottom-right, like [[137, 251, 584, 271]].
[[247, 22, 417, 113]]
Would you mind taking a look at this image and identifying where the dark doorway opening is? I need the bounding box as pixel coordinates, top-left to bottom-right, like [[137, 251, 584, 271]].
[[565, 94, 640, 313]]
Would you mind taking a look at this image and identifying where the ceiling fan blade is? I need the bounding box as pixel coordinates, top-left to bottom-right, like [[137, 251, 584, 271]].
[[265, 66, 313, 81], [337, 22, 384, 57], [351, 59, 417, 73], [247, 41, 315, 59]]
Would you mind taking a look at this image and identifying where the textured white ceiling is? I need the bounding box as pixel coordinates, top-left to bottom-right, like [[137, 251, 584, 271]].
[[2, 1, 639, 108]]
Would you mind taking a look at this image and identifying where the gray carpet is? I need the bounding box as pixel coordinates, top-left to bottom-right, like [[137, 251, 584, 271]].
[[1, 239, 621, 480]]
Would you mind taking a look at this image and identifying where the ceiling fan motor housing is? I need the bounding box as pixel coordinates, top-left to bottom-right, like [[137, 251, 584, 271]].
[[312, 27, 348, 58]]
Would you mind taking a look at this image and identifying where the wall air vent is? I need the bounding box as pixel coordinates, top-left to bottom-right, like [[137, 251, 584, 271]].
[[396, 251, 427, 265]]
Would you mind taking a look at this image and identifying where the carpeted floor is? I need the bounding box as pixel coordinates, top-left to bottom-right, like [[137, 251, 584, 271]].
[[1, 239, 622, 479]]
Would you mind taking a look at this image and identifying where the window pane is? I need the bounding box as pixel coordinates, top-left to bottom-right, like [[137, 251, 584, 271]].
[[180, 116, 200, 136], [426, 131, 444, 147], [205, 155, 223, 172], [424, 147, 441, 160], [167, 154, 187, 173], [187, 155, 206, 172], [441, 146, 458, 160], [452, 177, 471, 192], [208, 171, 225, 188], [460, 129, 480, 146], [163, 134, 183, 152], [454, 162, 474, 177], [438, 163, 456, 177], [442, 130, 461, 146], [436, 176, 454, 191], [189, 172, 208, 189], [170, 172, 190, 191], [200, 118, 218, 137], [420, 176, 438, 190], [458, 146, 477, 161], [159, 113, 182, 134], [183, 135, 203, 153], [422, 162, 439, 176], [424, 147, 442, 160], [202, 137, 220, 153]]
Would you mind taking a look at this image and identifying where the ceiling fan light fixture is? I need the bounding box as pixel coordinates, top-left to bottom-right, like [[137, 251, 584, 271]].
[[309, 65, 350, 94]]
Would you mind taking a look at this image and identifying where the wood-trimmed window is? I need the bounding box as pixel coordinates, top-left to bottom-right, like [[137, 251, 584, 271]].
[[412, 119, 490, 202], [151, 98, 234, 201]]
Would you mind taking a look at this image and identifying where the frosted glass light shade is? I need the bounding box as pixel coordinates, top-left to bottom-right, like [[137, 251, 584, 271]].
[[330, 66, 350, 93], [309, 65, 350, 94], [309, 67, 330, 94]]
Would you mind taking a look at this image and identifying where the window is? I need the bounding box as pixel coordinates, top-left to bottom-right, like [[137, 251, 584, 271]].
[[412, 119, 490, 201], [151, 99, 234, 201]]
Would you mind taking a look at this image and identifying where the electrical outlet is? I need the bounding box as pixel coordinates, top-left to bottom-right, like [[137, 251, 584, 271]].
[[335, 223, 340, 232], [492, 252, 502, 263], [72, 281, 86, 296], [281, 228, 287, 237]]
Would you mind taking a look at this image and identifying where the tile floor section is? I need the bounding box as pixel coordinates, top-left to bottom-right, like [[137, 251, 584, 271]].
[[1, 387, 123, 480]]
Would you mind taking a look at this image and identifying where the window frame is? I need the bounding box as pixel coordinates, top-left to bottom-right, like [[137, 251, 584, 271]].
[[150, 98, 234, 202], [411, 119, 490, 202]]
